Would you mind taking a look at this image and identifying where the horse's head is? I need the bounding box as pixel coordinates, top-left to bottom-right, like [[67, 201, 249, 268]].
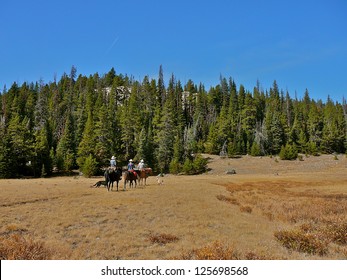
[[145, 167, 152, 175]]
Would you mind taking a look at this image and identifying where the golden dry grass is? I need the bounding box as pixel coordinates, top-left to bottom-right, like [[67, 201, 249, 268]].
[[0, 154, 346, 260]]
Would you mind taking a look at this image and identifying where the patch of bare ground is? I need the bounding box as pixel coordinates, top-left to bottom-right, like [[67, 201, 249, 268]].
[[0, 154, 346, 259]]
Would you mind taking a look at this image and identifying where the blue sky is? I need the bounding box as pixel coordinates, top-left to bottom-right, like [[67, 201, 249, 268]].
[[1, 0, 346, 102]]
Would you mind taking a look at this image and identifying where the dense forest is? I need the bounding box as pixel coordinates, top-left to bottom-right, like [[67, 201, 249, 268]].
[[0, 66, 346, 178]]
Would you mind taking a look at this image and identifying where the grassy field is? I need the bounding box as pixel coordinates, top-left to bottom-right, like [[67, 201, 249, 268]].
[[0, 154, 346, 260]]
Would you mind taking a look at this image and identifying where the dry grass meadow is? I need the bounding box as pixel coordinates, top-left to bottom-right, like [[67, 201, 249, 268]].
[[0, 154, 346, 260]]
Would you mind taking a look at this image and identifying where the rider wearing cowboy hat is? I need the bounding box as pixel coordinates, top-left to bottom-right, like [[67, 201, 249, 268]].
[[138, 159, 145, 170], [127, 159, 137, 176], [110, 156, 117, 168], [127, 159, 135, 171]]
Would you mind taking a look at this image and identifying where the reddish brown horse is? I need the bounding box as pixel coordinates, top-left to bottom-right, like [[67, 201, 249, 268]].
[[123, 170, 139, 189], [138, 168, 152, 186]]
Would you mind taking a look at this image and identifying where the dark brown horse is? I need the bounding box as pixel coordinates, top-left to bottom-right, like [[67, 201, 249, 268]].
[[138, 167, 152, 186], [104, 167, 122, 191], [123, 170, 139, 190]]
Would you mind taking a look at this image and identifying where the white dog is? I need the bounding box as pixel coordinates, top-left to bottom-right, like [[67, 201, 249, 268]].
[[157, 173, 164, 185]]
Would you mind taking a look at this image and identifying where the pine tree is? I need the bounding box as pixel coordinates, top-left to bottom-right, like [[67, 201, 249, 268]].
[[241, 92, 256, 148], [77, 111, 95, 169], [56, 112, 76, 172], [33, 83, 52, 175], [227, 80, 239, 146], [94, 103, 113, 167], [7, 113, 34, 176], [321, 97, 343, 153], [34, 125, 52, 176], [120, 82, 141, 159], [136, 128, 147, 162], [157, 65, 166, 107], [0, 120, 14, 178], [270, 112, 284, 154], [307, 101, 323, 149], [155, 95, 175, 172], [205, 123, 219, 154]]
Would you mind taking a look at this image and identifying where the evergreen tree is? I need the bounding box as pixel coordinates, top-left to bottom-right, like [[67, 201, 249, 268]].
[[120, 81, 141, 159], [155, 95, 175, 172], [0, 120, 14, 178], [56, 112, 76, 172], [94, 103, 113, 166], [34, 125, 52, 176], [7, 113, 34, 176], [270, 112, 284, 154], [77, 111, 95, 169], [321, 97, 344, 153], [307, 101, 323, 149], [241, 92, 256, 149], [157, 65, 166, 107]]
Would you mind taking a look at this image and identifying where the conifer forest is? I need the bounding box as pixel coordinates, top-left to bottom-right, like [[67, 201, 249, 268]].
[[1, 66, 346, 178]]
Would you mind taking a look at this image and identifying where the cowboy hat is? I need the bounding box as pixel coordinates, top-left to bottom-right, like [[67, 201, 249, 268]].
[[111, 156, 116, 160]]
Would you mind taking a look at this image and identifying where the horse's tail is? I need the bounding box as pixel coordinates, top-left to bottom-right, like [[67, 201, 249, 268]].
[[104, 170, 109, 182]]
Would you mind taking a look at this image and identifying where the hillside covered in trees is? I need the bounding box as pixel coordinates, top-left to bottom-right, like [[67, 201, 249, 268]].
[[0, 66, 346, 178]]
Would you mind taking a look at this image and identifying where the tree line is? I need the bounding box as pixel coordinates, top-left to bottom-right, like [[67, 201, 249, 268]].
[[0, 66, 346, 178]]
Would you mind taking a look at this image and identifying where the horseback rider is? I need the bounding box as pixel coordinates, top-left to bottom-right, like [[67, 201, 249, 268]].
[[137, 159, 145, 170], [127, 159, 137, 176], [110, 156, 117, 168], [127, 159, 134, 170]]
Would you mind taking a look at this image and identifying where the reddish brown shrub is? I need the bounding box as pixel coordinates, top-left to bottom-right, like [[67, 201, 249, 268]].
[[180, 241, 240, 260], [0, 234, 52, 260], [239, 205, 252, 213], [324, 222, 347, 245], [148, 233, 179, 245], [274, 229, 328, 256]]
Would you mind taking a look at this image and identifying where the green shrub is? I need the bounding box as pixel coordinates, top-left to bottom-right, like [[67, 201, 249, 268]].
[[182, 158, 194, 175], [307, 141, 319, 156], [169, 159, 181, 174], [181, 154, 208, 175], [192, 154, 208, 174], [81, 154, 98, 178], [279, 143, 298, 160], [250, 142, 262, 156]]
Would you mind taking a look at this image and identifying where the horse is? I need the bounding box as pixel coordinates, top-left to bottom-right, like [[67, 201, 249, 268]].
[[138, 167, 152, 186], [123, 170, 139, 190], [104, 167, 122, 191]]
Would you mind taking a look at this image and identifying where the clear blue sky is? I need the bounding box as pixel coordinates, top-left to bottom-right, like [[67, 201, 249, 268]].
[[1, 0, 346, 102]]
